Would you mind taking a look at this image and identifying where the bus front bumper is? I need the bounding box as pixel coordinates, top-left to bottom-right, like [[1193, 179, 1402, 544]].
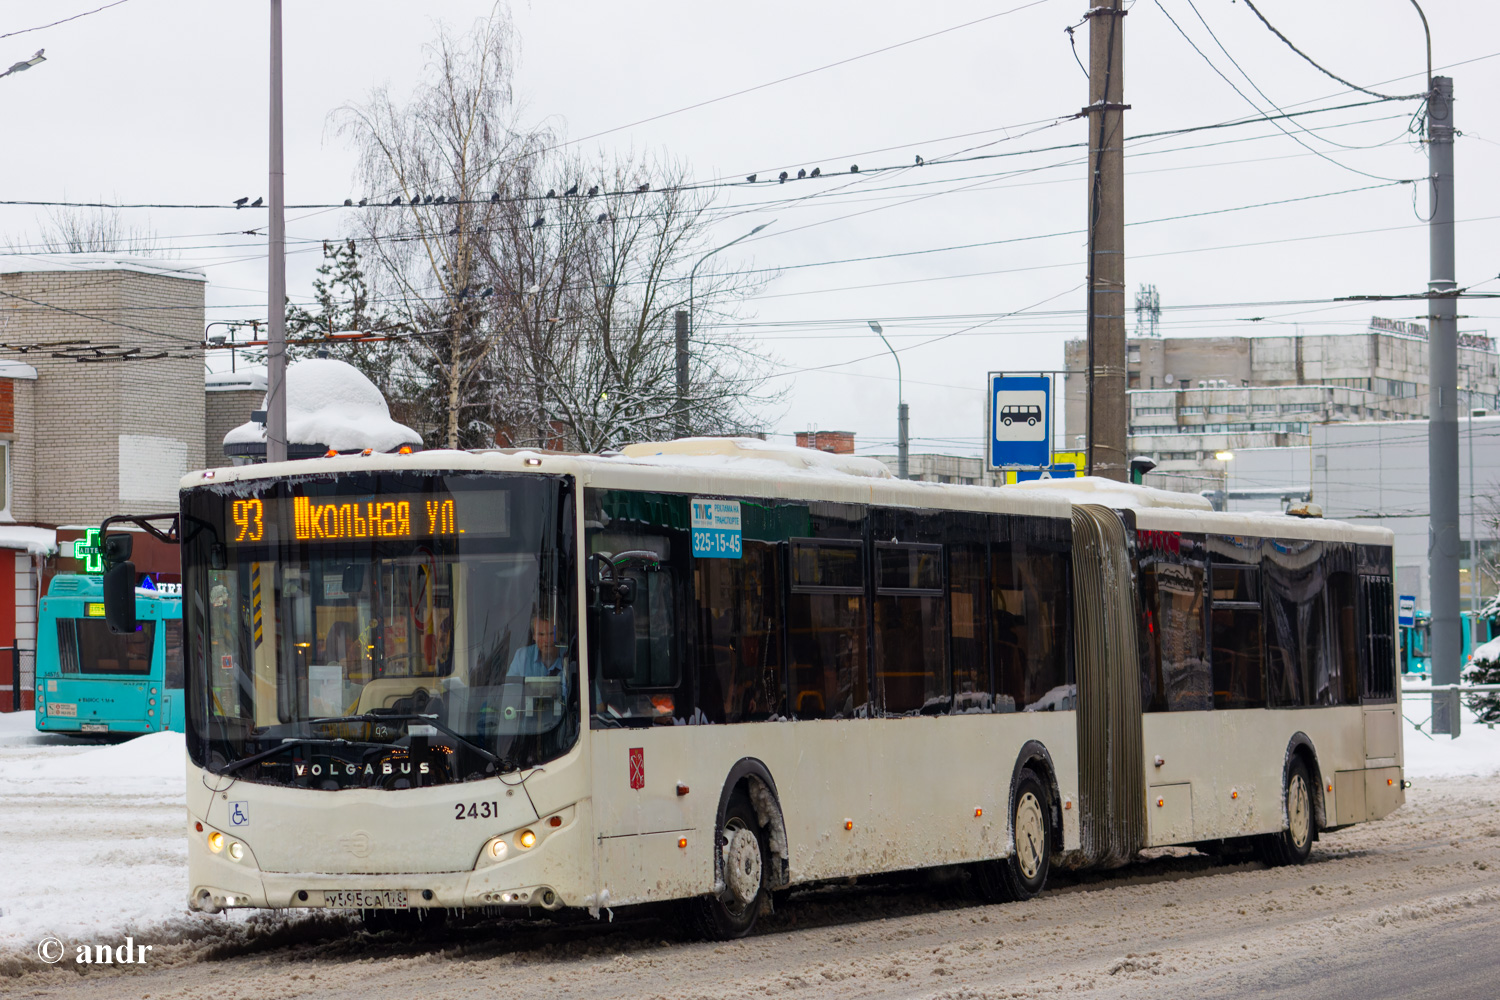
[[188, 813, 583, 914]]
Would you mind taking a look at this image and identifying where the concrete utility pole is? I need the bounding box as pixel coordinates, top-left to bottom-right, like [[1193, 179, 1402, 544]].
[[265, 0, 289, 464], [674, 310, 689, 438], [1428, 75, 1461, 725], [1084, 0, 1128, 481]]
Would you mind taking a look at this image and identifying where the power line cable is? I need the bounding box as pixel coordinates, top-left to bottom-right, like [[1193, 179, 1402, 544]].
[[0, 0, 132, 40], [1152, 0, 1414, 185], [536, 0, 1060, 155], [1237, 0, 1428, 102]]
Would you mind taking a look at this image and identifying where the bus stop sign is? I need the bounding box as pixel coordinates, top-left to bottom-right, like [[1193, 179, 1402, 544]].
[[990, 374, 1051, 469]]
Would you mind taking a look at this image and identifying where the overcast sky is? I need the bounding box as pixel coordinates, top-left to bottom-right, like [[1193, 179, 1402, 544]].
[[1, 0, 1495, 456]]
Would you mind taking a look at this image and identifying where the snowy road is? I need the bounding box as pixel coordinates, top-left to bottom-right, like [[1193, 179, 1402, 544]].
[[5, 707, 1500, 998]]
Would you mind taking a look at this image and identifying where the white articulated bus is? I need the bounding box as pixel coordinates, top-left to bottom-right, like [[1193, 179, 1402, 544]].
[[131, 439, 1401, 939]]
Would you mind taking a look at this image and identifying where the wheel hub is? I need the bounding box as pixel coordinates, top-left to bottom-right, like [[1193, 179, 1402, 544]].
[[724, 824, 762, 905], [1015, 791, 1045, 880], [1288, 773, 1311, 849]]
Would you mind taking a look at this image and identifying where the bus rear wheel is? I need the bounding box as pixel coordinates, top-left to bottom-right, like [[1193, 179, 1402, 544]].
[[1258, 757, 1314, 867], [685, 792, 768, 940], [972, 767, 1052, 903]]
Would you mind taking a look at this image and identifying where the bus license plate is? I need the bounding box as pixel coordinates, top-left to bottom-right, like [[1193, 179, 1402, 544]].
[[80, 723, 107, 733], [323, 889, 408, 909]]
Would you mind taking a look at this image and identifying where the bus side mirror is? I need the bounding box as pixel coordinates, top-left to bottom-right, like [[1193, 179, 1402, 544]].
[[103, 561, 137, 634], [595, 603, 637, 681]]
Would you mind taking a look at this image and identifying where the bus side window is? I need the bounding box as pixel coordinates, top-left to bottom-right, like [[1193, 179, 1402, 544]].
[[1210, 562, 1264, 710], [163, 618, 185, 690], [1325, 545, 1361, 705], [1147, 532, 1211, 712], [693, 536, 784, 723], [946, 511, 989, 714], [871, 508, 947, 717], [788, 537, 867, 719], [1264, 537, 1326, 707], [587, 490, 692, 724], [993, 514, 1072, 711], [1359, 571, 1396, 702]]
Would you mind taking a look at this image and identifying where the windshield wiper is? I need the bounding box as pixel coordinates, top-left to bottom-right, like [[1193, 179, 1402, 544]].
[[305, 713, 516, 771], [216, 736, 387, 776]]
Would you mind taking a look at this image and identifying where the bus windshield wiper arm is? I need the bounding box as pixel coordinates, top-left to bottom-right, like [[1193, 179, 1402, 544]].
[[305, 713, 514, 770]]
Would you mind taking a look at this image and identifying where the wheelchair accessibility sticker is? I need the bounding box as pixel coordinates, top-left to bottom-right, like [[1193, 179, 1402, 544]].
[[229, 801, 250, 827]]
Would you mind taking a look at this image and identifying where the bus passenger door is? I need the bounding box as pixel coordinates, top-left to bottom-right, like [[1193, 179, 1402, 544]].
[[586, 518, 700, 905]]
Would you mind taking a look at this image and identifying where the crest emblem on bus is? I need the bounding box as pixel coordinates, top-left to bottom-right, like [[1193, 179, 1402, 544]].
[[628, 748, 644, 790]]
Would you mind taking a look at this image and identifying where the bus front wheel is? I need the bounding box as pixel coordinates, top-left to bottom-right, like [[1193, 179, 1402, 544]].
[[1257, 757, 1314, 867], [972, 766, 1052, 903], [686, 791, 768, 939]]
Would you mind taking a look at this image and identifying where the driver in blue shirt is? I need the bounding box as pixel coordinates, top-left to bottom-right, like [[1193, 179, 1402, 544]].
[[507, 613, 568, 699]]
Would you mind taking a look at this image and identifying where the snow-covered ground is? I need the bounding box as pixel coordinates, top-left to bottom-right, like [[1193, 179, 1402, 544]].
[[0, 711, 207, 959], [2, 691, 1500, 970]]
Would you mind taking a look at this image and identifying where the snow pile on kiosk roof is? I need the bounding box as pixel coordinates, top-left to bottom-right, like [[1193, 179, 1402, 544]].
[[619, 437, 893, 479], [223, 358, 420, 454]]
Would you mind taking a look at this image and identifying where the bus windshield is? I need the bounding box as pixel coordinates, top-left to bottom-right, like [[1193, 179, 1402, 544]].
[[181, 472, 577, 789]]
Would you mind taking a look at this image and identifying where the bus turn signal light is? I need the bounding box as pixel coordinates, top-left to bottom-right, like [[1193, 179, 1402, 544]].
[[1157, 798, 1165, 808], [207, 831, 224, 853], [974, 808, 983, 818], [518, 830, 537, 849], [844, 819, 853, 831], [678, 837, 688, 849], [1231, 790, 1238, 800]]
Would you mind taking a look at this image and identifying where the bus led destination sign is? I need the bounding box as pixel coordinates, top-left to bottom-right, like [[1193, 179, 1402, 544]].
[[227, 494, 484, 545]]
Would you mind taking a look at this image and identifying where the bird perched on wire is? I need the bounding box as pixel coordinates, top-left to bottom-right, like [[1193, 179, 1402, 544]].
[[546, 189, 557, 199], [422, 194, 433, 204], [390, 196, 402, 205], [587, 185, 599, 197], [796, 168, 806, 179], [778, 171, 788, 183], [490, 192, 500, 202], [233, 197, 249, 208], [433, 195, 446, 205], [850, 165, 859, 174], [596, 213, 611, 223], [635, 182, 649, 192], [745, 174, 757, 184], [915, 154, 924, 166], [250, 197, 263, 208], [810, 167, 820, 178], [532, 215, 545, 229], [343, 199, 353, 206], [358, 198, 368, 207], [481, 287, 494, 298], [448, 226, 459, 236], [565, 183, 578, 196]]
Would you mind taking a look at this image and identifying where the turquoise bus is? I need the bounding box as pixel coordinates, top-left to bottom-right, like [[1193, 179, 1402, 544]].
[[34, 573, 184, 735]]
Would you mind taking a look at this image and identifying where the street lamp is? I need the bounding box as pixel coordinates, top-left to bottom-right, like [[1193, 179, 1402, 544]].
[[678, 220, 775, 436], [0, 50, 46, 80], [868, 320, 908, 479]]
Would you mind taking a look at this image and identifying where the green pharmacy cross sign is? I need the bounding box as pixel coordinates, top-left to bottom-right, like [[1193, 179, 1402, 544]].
[[75, 528, 103, 574]]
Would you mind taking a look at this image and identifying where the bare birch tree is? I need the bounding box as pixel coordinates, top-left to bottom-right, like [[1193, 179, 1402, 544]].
[[335, 5, 538, 449], [8, 206, 160, 255], [334, 3, 780, 451]]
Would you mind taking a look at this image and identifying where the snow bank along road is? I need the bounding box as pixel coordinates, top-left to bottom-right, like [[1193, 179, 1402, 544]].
[[5, 734, 1500, 1000]]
